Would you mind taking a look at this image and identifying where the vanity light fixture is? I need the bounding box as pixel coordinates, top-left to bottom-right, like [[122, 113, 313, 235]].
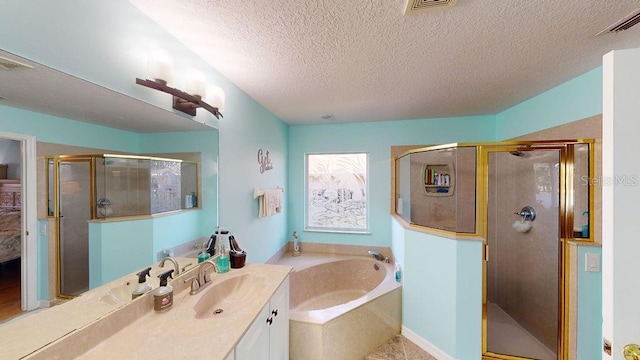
[[135, 78, 223, 119], [136, 47, 223, 119]]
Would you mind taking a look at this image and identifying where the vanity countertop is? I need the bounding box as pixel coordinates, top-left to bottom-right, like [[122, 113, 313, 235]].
[[26, 263, 292, 360], [0, 256, 196, 360]]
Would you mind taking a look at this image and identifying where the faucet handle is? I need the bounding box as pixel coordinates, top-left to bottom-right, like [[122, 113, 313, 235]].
[[184, 276, 200, 294]]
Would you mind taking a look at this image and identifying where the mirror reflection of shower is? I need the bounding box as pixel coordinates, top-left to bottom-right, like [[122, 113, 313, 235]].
[[58, 159, 92, 297]]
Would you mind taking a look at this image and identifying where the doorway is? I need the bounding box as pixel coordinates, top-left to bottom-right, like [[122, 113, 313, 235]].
[[0, 132, 37, 322], [484, 146, 563, 359]]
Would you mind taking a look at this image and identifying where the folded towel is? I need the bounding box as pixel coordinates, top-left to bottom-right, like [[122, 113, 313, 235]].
[[258, 188, 282, 218]]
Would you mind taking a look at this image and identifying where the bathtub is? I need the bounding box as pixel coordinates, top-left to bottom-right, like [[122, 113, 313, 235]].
[[277, 253, 402, 360]]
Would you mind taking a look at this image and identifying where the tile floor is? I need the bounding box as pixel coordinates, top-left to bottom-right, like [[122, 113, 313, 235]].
[[365, 334, 437, 360]]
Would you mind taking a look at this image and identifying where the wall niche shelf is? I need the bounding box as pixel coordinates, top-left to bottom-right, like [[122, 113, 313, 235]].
[[423, 162, 455, 197]]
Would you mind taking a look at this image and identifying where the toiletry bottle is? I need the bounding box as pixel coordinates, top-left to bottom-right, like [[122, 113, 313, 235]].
[[154, 270, 174, 311], [131, 267, 152, 299], [198, 250, 210, 263], [395, 263, 402, 283], [217, 241, 229, 273], [292, 231, 300, 256]]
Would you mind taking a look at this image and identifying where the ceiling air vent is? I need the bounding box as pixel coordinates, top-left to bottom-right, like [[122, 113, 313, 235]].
[[0, 56, 33, 71], [405, 0, 457, 15], [596, 8, 640, 36]]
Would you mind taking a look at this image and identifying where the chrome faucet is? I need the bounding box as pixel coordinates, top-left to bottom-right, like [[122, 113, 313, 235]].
[[159, 256, 180, 275], [368, 250, 389, 263], [185, 256, 220, 295]]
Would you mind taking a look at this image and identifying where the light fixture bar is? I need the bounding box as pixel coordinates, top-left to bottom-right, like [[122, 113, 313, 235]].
[[135, 78, 223, 119]]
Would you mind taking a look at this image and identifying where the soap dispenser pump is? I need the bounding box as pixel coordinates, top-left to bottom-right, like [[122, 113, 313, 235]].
[[131, 267, 152, 299]]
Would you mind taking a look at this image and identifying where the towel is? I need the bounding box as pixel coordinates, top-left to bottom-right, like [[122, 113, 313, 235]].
[[258, 189, 282, 218]]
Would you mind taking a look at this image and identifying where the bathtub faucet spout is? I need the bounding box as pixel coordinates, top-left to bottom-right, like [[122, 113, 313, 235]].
[[367, 250, 389, 263]]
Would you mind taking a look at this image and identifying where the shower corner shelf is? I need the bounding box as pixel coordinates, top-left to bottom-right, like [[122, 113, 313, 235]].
[[423, 163, 455, 197]]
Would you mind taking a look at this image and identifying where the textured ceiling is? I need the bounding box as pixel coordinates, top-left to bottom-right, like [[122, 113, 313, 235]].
[[129, 0, 640, 125]]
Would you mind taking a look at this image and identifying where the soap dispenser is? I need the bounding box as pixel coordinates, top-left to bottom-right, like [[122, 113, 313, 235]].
[[131, 267, 152, 299], [154, 269, 174, 311], [217, 240, 230, 273]]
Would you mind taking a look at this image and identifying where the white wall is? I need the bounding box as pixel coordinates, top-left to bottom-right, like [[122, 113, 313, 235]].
[[602, 47, 640, 359]]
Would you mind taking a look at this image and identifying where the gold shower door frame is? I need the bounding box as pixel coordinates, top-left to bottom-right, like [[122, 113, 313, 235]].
[[478, 140, 593, 360], [51, 156, 96, 299]]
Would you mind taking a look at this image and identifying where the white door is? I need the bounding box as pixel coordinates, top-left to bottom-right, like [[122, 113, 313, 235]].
[[602, 48, 640, 359]]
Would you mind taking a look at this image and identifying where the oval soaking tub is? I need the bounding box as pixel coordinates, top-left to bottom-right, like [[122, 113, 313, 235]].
[[278, 254, 402, 360]]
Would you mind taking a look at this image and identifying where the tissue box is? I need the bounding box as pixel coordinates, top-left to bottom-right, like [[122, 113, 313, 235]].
[[230, 251, 246, 268]]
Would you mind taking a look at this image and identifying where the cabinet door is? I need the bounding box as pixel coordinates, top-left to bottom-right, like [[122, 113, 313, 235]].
[[269, 278, 289, 360], [235, 303, 270, 360]]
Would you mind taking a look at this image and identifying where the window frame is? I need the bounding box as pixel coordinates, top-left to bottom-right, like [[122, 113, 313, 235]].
[[304, 152, 370, 234]]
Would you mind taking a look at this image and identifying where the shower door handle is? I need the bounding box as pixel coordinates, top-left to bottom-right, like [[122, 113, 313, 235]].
[[624, 344, 640, 360]]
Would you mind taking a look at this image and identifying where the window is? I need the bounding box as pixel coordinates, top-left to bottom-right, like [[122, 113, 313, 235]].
[[305, 152, 368, 233]]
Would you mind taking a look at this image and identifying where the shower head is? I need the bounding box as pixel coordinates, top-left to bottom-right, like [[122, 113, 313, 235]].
[[510, 151, 526, 157]]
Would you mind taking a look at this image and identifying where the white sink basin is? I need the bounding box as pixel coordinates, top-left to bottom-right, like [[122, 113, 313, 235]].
[[193, 274, 266, 319], [98, 281, 137, 305]]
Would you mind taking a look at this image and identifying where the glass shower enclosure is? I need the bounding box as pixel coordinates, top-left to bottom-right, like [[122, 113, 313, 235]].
[[393, 140, 593, 360], [48, 154, 199, 298]]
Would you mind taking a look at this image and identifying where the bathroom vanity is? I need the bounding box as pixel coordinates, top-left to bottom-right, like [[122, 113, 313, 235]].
[[2, 261, 291, 360]]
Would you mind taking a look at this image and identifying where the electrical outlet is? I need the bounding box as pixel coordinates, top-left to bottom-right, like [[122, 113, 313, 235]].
[[40, 222, 48, 236]]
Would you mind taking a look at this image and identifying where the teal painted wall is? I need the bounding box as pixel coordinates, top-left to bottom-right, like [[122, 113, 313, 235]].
[[88, 220, 154, 288], [288, 116, 495, 248], [217, 85, 289, 263], [495, 67, 602, 140], [397, 218, 482, 359], [0, 105, 139, 153], [577, 247, 603, 358]]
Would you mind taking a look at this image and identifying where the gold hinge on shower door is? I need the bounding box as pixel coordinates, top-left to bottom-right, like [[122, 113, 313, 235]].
[[483, 243, 489, 261]]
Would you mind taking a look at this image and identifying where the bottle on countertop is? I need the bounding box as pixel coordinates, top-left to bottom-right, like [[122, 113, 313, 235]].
[[394, 263, 402, 283], [131, 267, 152, 299], [216, 228, 230, 273], [154, 269, 174, 311]]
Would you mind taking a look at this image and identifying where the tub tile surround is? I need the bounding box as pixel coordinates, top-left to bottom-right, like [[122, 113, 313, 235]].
[[6, 262, 292, 360], [276, 250, 402, 360], [273, 240, 395, 263]]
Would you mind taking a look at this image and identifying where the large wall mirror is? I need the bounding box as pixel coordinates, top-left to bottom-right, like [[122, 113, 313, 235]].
[[0, 50, 218, 355]]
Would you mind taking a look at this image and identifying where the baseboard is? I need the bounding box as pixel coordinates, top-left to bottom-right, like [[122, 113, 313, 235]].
[[402, 325, 455, 360]]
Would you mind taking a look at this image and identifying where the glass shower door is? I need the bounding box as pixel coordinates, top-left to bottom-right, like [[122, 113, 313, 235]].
[[485, 148, 561, 360], [58, 159, 92, 297]]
